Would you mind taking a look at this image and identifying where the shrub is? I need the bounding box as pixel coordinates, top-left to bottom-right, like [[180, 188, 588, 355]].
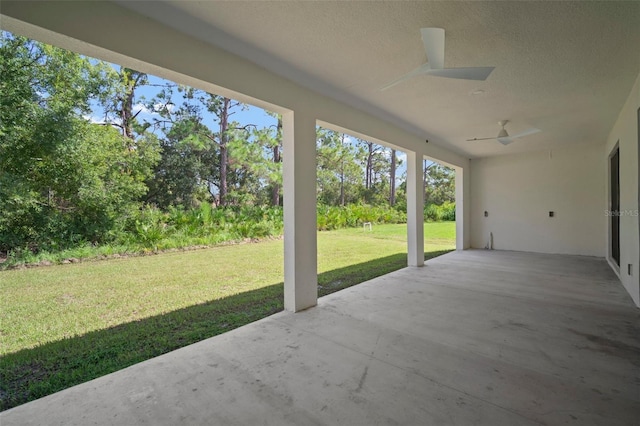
[[438, 201, 456, 221], [424, 202, 455, 222], [424, 204, 439, 222], [4, 202, 446, 268], [317, 204, 406, 231]]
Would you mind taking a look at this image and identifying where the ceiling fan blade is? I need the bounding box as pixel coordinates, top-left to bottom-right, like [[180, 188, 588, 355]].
[[379, 63, 430, 91], [497, 137, 514, 145], [425, 67, 495, 81], [466, 137, 496, 142], [383, 28, 495, 90], [509, 127, 541, 139], [420, 28, 445, 70]]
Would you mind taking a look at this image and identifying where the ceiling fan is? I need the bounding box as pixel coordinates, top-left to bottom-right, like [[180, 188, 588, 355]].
[[380, 27, 495, 91], [467, 120, 541, 145]]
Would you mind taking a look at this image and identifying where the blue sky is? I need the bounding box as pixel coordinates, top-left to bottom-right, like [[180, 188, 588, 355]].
[[139, 74, 279, 130], [87, 71, 278, 132], [86, 62, 411, 179]]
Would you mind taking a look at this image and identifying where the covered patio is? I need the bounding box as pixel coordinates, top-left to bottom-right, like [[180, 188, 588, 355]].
[[2, 1, 639, 311], [1, 1, 639, 423], [2, 250, 638, 425]]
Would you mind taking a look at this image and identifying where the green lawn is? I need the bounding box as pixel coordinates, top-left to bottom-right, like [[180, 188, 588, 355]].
[[0, 222, 454, 410]]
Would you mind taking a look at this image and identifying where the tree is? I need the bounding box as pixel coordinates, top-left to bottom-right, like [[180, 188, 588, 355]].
[[95, 67, 148, 141], [143, 84, 215, 206], [195, 92, 252, 206], [316, 129, 363, 206], [0, 33, 158, 252], [270, 116, 283, 206], [423, 161, 455, 205], [390, 149, 397, 206], [225, 113, 284, 207], [217, 97, 232, 205], [146, 85, 259, 207], [355, 139, 394, 205], [144, 118, 206, 209], [361, 139, 378, 190]]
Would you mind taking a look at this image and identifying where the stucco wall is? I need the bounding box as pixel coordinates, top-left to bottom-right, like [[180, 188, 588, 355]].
[[604, 73, 639, 307], [470, 143, 605, 257]]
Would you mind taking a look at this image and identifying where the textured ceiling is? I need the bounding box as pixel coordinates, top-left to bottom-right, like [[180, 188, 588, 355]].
[[121, 1, 639, 158]]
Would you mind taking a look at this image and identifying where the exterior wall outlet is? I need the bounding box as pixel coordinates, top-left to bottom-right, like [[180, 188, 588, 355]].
[[549, 211, 554, 217], [484, 211, 488, 217]]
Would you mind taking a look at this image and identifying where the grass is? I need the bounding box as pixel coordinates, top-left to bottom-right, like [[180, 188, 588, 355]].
[[0, 222, 455, 410]]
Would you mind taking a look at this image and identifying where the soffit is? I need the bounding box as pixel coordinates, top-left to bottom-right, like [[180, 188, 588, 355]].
[[115, 1, 640, 157]]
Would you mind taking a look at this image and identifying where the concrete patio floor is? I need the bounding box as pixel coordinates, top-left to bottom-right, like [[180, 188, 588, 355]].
[[2, 250, 639, 425]]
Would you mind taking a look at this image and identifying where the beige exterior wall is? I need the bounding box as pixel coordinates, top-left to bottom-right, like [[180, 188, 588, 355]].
[[470, 144, 605, 257], [470, 73, 639, 307]]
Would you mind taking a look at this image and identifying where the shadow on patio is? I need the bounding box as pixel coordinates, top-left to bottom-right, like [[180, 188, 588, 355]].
[[1, 250, 452, 411]]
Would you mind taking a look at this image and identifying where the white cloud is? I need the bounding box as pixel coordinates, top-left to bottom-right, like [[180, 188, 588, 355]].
[[82, 114, 105, 124], [133, 102, 175, 116], [82, 114, 122, 126], [133, 103, 154, 115], [157, 102, 175, 113]]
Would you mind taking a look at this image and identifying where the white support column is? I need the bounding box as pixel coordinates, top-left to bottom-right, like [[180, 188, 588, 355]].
[[406, 151, 424, 267], [455, 166, 471, 250], [282, 110, 318, 312]]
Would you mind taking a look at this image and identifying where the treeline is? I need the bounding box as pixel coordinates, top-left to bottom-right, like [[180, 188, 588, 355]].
[[0, 33, 454, 260]]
